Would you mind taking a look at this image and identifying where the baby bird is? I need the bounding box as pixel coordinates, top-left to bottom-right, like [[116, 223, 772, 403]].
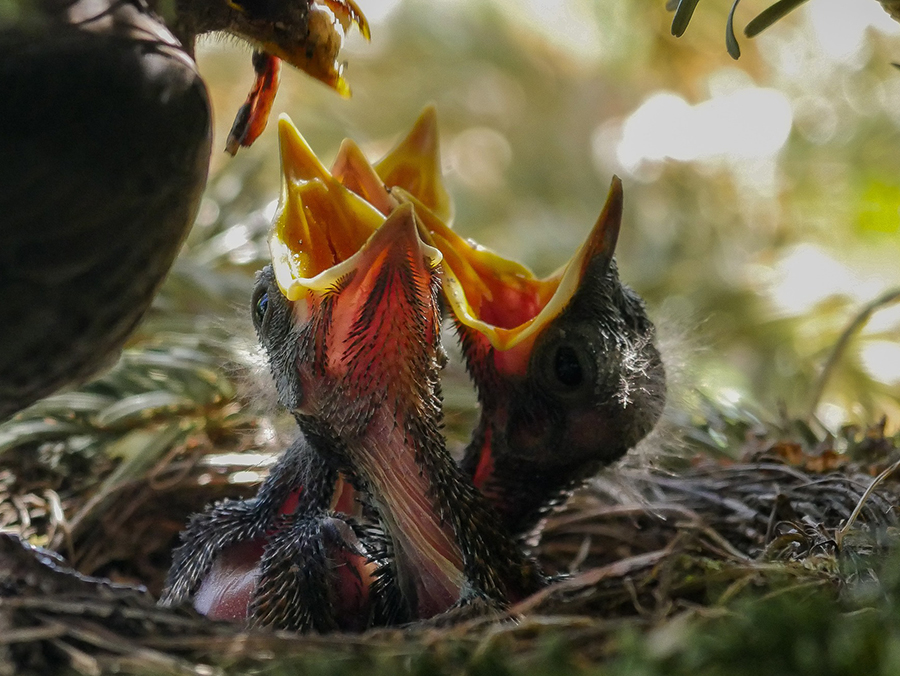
[[164, 134, 543, 629], [321, 109, 668, 538]]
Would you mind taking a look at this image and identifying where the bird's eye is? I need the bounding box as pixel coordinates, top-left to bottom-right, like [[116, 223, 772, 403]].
[[553, 344, 584, 388], [535, 334, 595, 400], [252, 286, 270, 331]]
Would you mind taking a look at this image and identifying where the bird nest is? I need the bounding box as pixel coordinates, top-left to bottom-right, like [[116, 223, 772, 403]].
[[2, 374, 898, 676]]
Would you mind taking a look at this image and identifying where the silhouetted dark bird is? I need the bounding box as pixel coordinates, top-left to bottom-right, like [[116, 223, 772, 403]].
[[0, 0, 366, 421], [0, 0, 211, 420]]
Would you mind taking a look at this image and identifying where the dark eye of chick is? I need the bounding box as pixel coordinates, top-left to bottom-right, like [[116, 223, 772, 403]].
[[553, 344, 584, 388], [252, 287, 269, 330], [535, 333, 595, 399]]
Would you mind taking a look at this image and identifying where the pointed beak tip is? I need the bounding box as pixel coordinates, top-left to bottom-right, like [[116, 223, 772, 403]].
[[408, 105, 440, 152], [379, 202, 418, 243], [608, 175, 624, 212], [277, 121, 330, 184], [334, 138, 367, 169], [567, 175, 625, 280], [277, 120, 298, 173], [596, 175, 625, 247], [277, 114, 297, 146], [369, 204, 440, 268], [420, 103, 438, 127]]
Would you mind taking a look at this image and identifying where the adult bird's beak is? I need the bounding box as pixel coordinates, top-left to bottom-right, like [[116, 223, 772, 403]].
[[228, 0, 369, 97], [222, 0, 370, 153], [288, 0, 369, 96]]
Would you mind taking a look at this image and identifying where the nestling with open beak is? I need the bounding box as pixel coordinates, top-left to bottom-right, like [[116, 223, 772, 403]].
[[265, 176, 545, 620], [444, 181, 667, 539], [319, 108, 668, 539], [162, 159, 393, 630], [164, 124, 544, 629]]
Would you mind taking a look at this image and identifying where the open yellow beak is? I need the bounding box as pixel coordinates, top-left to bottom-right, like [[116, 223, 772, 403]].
[[396, 178, 623, 352], [270, 115, 440, 301], [328, 105, 452, 222], [271, 116, 383, 299], [269, 110, 622, 355]]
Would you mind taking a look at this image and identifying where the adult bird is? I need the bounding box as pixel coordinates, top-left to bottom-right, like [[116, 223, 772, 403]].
[[0, 0, 366, 421]]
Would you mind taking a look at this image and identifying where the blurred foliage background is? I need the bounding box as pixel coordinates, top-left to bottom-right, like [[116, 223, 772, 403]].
[[162, 0, 900, 435]]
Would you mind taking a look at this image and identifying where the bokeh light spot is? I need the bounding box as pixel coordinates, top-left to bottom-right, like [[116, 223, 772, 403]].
[[614, 87, 793, 174]]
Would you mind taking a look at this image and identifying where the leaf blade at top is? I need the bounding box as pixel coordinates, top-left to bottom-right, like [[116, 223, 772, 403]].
[[745, 0, 811, 38], [726, 0, 742, 59], [672, 0, 703, 37]]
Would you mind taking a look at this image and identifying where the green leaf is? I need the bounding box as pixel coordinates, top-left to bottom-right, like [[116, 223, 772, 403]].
[[19, 392, 116, 420], [67, 422, 188, 538], [0, 419, 83, 455], [671, 0, 703, 37], [726, 0, 742, 59], [94, 391, 196, 430], [745, 0, 811, 38]]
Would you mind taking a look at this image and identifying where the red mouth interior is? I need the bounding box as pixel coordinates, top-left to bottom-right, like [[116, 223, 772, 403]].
[[461, 255, 560, 330], [477, 281, 551, 329]]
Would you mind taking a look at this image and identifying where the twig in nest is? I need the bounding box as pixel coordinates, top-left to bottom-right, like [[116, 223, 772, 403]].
[[509, 549, 670, 615], [44, 489, 73, 561], [836, 454, 900, 549], [807, 286, 900, 419]]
